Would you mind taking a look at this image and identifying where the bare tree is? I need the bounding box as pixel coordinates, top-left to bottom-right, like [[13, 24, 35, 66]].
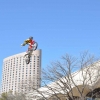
[[23, 51, 100, 100]]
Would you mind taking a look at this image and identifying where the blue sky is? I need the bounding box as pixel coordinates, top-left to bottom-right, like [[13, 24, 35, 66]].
[[0, 0, 100, 83]]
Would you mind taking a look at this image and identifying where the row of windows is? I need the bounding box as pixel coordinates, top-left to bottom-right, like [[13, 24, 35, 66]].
[[3, 77, 40, 82], [3, 73, 40, 80], [2, 82, 40, 90], [3, 67, 40, 76], [2, 80, 40, 86], [3, 66, 40, 74], [4, 55, 40, 64], [3, 69, 40, 77], [3, 62, 39, 71]]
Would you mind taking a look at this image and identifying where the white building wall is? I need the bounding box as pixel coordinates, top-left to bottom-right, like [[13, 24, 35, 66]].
[[1, 49, 41, 94]]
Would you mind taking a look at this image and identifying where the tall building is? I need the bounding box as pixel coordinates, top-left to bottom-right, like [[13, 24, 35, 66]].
[[1, 49, 41, 94]]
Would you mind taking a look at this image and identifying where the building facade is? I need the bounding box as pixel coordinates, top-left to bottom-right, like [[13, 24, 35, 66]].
[[1, 49, 41, 94]]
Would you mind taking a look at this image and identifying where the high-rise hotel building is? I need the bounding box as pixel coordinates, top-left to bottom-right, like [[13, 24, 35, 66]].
[[1, 49, 41, 94]]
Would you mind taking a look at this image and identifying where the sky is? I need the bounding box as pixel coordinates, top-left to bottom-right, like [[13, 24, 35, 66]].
[[0, 0, 100, 83]]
